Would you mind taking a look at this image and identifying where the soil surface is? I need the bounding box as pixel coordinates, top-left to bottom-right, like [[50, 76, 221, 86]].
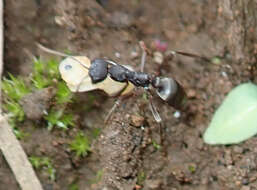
[[2, 0, 257, 190]]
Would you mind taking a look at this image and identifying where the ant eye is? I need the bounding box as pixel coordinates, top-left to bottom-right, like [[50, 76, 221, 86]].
[[65, 64, 72, 70]]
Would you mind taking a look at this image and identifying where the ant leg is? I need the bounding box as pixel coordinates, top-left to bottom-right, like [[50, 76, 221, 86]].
[[139, 41, 147, 72], [104, 98, 122, 124], [147, 91, 166, 146], [140, 41, 166, 145], [148, 97, 162, 123]]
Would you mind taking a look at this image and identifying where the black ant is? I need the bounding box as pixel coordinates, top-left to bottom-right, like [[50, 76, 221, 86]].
[[37, 42, 207, 143]]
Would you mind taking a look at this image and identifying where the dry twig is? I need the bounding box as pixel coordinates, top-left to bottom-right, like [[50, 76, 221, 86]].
[[0, 1, 43, 189]]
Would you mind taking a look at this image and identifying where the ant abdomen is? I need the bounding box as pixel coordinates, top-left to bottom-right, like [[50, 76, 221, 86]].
[[153, 77, 186, 109]]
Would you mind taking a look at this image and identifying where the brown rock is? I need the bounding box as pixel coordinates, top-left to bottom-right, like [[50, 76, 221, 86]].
[[20, 87, 56, 120], [130, 115, 145, 127]]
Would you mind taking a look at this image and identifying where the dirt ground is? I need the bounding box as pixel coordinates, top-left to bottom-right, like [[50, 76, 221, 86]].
[[2, 0, 257, 190]]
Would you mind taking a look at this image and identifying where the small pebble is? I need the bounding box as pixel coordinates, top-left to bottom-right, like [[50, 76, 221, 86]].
[[131, 115, 145, 127], [20, 87, 56, 120], [153, 51, 164, 64], [240, 186, 250, 190], [145, 179, 162, 189], [233, 146, 243, 154], [235, 181, 241, 186], [221, 71, 228, 77], [227, 165, 233, 170], [130, 51, 139, 59], [55, 16, 64, 26], [134, 185, 142, 190], [115, 52, 121, 58], [52, 141, 58, 147], [173, 111, 181, 118], [242, 178, 249, 185], [187, 89, 196, 98]]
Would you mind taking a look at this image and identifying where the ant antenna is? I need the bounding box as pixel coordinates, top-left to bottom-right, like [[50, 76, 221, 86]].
[[104, 60, 118, 66], [167, 50, 211, 62], [36, 43, 90, 70], [36, 43, 68, 57]]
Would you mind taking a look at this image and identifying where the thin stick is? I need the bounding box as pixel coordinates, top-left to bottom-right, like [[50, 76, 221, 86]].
[[0, 3, 43, 189], [0, 116, 43, 190], [0, 0, 3, 104]]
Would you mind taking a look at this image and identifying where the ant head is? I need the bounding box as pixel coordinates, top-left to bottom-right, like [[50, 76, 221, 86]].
[[153, 77, 186, 109]]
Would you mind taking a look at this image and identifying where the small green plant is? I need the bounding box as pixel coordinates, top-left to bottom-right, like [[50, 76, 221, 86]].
[[211, 56, 222, 65], [152, 140, 161, 150], [92, 128, 101, 139], [2, 74, 30, 139], [3, 100, 24, 122], [56, 81, 73, 104], [47, 59, 60, 79], [32, 58, 60, 89], [137, 171, 146, 186], [32, 59, 50, 89], [95, 170, 103, 182], [70, 132, 91, 157], [32, 58, 75, 130], [44, 109, 74, 130], [13, 128, 28, 140], [29, 156, 42, 169], [68, 182, 79, 190], [2, 73, 30, 101], [29, 156, 56, 181], [188, 164, 196, 173], [2, 58, 76, 135], [90, 169, 103, 184], [142, 92, 148, 101]]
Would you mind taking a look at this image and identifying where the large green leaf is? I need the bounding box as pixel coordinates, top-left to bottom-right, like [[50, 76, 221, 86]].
[[204, 83, 257, 145]]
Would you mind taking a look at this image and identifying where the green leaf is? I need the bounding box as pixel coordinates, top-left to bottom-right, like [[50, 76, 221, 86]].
[[204, 83, 257, 145]]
